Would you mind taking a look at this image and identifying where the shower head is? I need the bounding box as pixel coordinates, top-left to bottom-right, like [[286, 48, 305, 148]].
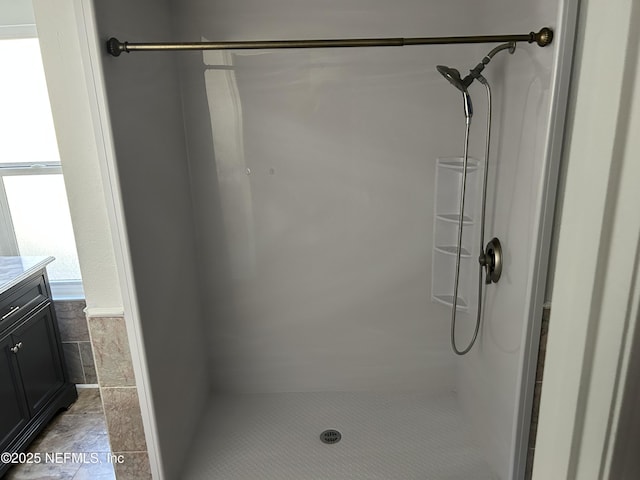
[[436, 65, 473, 121], [436, 65, 467, 92], [436, 42, 516, 122]]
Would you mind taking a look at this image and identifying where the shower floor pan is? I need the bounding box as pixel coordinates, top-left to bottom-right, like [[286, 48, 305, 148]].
[[182, 392, 494, 479]]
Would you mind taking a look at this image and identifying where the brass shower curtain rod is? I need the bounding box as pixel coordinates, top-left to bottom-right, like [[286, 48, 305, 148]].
[[106, 27, 553, 57]]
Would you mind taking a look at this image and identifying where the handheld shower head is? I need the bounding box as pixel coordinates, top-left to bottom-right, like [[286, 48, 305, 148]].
[[437, 65, 473, 121], [436, 65, 464, 91], [461, 92, 473, 121]]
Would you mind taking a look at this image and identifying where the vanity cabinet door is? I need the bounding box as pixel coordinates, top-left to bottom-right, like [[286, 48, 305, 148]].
[[12, 304, 65, 415], [0, 334, 29, 453]]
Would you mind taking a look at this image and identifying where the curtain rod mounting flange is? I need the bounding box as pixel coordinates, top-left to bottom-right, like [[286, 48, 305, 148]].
[[106, 27, 553, 57]]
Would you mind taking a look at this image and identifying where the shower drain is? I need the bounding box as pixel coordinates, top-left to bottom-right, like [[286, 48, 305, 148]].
[[320, 429, 342, 444]]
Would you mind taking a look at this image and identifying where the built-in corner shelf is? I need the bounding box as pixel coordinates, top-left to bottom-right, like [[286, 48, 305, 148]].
[[431, 156, 481, 312]]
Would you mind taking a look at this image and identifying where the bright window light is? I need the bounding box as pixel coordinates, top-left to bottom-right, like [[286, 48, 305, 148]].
[[0, 37, 83, 295], [0, 38, 60, 165]]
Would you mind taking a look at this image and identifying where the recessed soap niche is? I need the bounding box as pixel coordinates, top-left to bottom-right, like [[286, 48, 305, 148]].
[[432, 156, 482, 312]]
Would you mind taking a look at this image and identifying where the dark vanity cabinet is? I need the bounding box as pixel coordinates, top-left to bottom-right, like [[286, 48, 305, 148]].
[[0, 334, 30, 455], [0, 267, 77, 476]]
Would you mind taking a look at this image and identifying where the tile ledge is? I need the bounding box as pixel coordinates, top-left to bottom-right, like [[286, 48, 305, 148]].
[[84, 307, 125, 318]]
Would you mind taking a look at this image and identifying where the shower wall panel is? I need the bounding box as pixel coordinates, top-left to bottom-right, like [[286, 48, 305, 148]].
[[173, 0, 485, 394], [91, 1, 211, 478], [453, 1, 564, 479]]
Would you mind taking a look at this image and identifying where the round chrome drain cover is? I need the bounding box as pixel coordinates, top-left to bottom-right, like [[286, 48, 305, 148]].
[[320, 429, 342, 444]]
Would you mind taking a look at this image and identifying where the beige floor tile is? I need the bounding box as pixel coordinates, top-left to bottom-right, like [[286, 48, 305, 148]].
[[71, 453, 116, 480], [4, 460, 81, 480], [6, 388, 115, 480], [66, 389, 103, 415]]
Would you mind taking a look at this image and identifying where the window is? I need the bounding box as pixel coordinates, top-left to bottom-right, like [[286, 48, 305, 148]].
[[0, 37, 84, 299]]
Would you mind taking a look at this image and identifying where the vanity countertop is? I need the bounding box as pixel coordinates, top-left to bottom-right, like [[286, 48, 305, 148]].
[[0, 256, 54, 296]]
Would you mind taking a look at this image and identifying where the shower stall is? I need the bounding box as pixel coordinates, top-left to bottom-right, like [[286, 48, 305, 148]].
[[78, 0, 576, 478]]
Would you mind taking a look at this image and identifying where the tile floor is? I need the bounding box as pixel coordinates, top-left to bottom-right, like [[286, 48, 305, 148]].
[[5, 388, 116, 480]]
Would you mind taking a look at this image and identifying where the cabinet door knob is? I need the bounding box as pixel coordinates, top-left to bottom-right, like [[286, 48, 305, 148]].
[[10, 342, 22, 354], [1, 305, 20, 320]]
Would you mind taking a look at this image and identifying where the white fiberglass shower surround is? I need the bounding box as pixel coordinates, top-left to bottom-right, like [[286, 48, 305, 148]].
[[78, 0, 574, 478]]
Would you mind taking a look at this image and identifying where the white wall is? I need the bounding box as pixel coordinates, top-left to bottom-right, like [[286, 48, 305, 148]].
[[174, 0, 490, 395], [31, 1, 122, 312], [89, 0, 212, 478], [534, 0, 640, 477]]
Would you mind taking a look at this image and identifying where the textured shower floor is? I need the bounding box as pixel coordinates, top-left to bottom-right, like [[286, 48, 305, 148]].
[[182, 392, 495, 479]]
